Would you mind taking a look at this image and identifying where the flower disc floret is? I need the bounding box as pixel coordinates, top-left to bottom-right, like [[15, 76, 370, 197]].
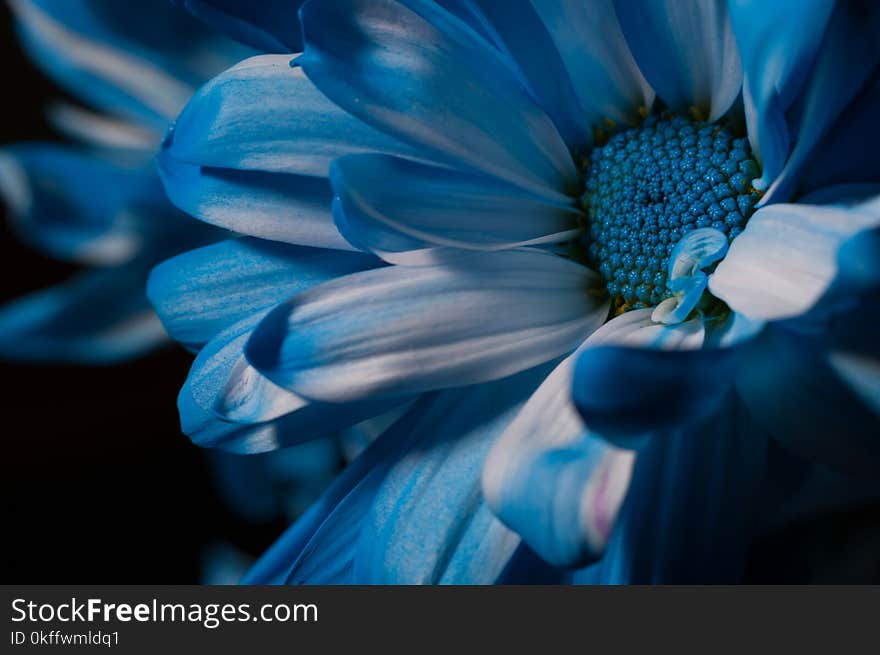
[[581, 114, 761, 311]]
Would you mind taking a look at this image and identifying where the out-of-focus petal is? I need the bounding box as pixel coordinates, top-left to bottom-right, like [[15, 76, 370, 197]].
[[576, 393, 770, 583], [572, 309, 722, 438], [0, 145, 157, 265], [736, 311, 880, 479], [173, 0, 305, 52], [0, 263, 166, 364], [10, 0, 250, 128]]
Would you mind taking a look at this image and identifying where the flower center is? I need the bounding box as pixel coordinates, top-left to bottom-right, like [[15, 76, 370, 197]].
[[580, 114, 761, 313]]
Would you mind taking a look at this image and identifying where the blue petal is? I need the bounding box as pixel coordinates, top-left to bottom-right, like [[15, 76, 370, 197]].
[[614, 0, 741, 121], [353, 364, 551, 583], [709, 197, 880, 321], [576, 393, 770, 583], [157, 154, 352, 249], [736, 311, 880, 479], [165, 55, 420, 179], [11, 0, 250, 128], [764, 3, 880, 202], [178, 317, 400, 453], [45, 104, 157, 152], [798, 183, 880, 207], [0, 263, 166, 364], [244, 395, 437, 584], [298, 0, 578, 200], [148, 237, 379, 350], [532, 0, 653, 127], [330, 154, 580, 263], [573, 346, 739, 438], [798, 75, 880, 194], [571, 309, 745, 439], [0, 144, 156, 264], [200, 543, 252, 584], [173, 0, 305, 52], [833, 227, 880, 299], [258, 367, 548, 584], [246, 249, 608, 402], [727, 0, 835, 190], [483, 352, 636, 567], [208, 449, 290, 524], [459, 0, 592, 153]]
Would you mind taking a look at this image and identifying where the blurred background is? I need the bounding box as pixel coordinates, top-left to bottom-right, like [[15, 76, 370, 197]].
[[0, 3, 292, 582], [1, 1, 878, 584]]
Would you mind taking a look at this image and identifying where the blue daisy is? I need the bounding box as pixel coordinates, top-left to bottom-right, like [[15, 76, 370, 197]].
[[151, 0, 880, 583]]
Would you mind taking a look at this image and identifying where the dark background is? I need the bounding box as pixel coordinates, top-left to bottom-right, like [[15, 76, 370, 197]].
[[1, 3, 878, 584], [0, 4, 286, 582]]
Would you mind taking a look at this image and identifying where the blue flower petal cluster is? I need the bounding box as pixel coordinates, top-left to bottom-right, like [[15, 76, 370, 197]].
[[0, 0, 256, 362], [0, 1, 334, 539], [150, 0, 880, 583]]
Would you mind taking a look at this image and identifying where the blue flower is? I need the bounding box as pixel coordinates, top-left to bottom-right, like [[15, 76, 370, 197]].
[[152, 0, 880, 583], [0, 0, 250, 362]]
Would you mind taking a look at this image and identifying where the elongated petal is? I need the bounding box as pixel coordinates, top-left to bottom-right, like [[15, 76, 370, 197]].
[[573, 308, 728, 439], [463, 0, 592, 152], [46, 104, 158, 152], [246, 250, 608, 402], [298, 0, 578, 200], [0, 264, 166, 364], [166, 55, 419, 179], [709, 198, 880, 321], [614, 0, 741, 121], [262, 368, 544, 584], [148, 238, 379, 350], [798, 76, 880, 194], [246, 393, 450, 584], [727, 0, 835, 190], [173, 0, 304, 52], [10, 0, 248, 128], [180, 333, 398, 457], [533, 0, 653, 127], [181, 312, 399, 448], [764, 3, 880, 202], [483, 350, 635, 568], [353, 365, 550, 583], [0, 144, 154, 265], [157, 155, 351, 249], [578, 393, 769, 583], [330, 154, 580, 263]]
